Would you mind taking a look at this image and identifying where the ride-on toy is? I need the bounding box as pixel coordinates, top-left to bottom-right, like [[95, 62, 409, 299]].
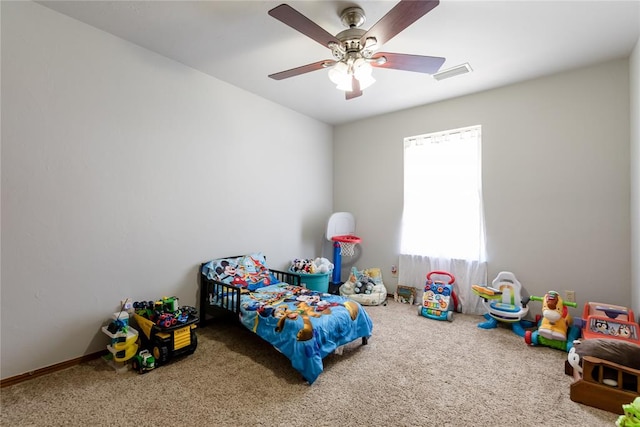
[[472, 271, 533, 336], [575, 302, 640, 344], [418, 271, 459, 321], [524, 291, 579, 351]]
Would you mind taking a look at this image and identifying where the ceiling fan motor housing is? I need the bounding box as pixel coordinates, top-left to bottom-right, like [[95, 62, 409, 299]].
[[340, 7, 366, 28], [333, 28, 367, 59]]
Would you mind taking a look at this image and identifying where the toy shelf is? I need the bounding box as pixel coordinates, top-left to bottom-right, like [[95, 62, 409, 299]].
[[101, 326, 138, 348], [101, 325, 139, 371], [570, 355, 640, 414]]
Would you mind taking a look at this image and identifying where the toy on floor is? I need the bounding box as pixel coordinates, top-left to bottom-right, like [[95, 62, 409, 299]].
[[524, 291, 580, 351], [340, 266, 388, 306], [567, 339, 640, 415], [131, 349, 156, 374], [101, 309, 139, 366], [617, 397, 640, 427], [418, 271, 460, 321], [132, 297, 199, 367], [472, 271, 534, 337], [575, 302, 640, 344]]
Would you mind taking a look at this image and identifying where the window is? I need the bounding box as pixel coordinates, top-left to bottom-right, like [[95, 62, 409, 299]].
[[401, 125, 486, 261]]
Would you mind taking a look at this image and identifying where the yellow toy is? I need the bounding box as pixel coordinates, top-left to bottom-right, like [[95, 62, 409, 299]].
[[525, 291, 579, 351], [538, 291, 572, 341]]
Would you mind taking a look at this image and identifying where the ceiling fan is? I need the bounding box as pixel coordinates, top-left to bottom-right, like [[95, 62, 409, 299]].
[[268, 0, 446, 100]]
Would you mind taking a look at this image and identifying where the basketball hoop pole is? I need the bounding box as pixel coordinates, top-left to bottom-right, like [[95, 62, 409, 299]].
[[332, 240, 342, 285]]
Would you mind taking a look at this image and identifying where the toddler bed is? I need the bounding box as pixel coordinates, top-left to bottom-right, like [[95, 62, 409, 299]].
[[199, 252, 373, 384]]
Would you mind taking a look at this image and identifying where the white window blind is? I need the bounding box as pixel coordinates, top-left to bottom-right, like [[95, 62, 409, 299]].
[[401, 125, 486, 261]]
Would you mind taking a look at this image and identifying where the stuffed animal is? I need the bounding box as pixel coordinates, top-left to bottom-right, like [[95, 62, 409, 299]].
[[291, 258, 333, 275], [354, 277, 375, 294], [339, 266, 388, 306], [617, 397, 640, 427], [313, 257, 334, 274], [291, 258, 315, 274], [538, 291, 571, 341]]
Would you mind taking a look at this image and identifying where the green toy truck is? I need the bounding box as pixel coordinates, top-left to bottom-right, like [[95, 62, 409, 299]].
[[131, 349, 156, 374]]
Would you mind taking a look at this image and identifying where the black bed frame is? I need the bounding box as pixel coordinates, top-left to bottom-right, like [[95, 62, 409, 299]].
[[198, 262, 301, 327]]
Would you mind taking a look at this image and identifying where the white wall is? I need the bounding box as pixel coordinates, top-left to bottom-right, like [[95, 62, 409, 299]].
[[0, 1, 333, 380], [631, 37, 640, 322], [334, 59, 631, 309]]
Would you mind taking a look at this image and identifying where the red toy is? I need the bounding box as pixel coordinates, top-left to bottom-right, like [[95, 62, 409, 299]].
[[417, 271, 460, 321]]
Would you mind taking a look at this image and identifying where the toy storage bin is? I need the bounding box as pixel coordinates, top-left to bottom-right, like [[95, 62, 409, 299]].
[[297, 272, 330, 293], [101, 325, 138, 350], [112, 311, 129, 326]]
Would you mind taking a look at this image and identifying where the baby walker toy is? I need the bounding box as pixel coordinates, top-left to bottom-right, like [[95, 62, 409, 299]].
[[472, 271, 534, 337], [418, 271, 459, 321], [524, 291, 580, 352], [326, 212, 361, 294]]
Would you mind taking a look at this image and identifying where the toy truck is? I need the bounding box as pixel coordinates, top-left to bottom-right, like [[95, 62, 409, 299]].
[[133, 312, 198, 366], [131, 349, 156, 374]]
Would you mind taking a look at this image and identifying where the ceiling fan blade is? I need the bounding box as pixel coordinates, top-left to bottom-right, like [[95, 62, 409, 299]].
[[346, 77, 363, 100], [360, 0, 440, 48], [269, 4, 341, 49], [269, 60, 331, 80], [371, 52, 445, 74]]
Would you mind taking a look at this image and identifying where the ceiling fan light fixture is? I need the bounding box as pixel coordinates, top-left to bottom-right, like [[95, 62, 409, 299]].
[[329, 57, 376, 92], [433, 63, 473, 81], [328, 61, 349, 85], [336, 78, 353, 92], [353, 58, 372, 77], [353, 58, 375, 89], [357, 73, 375, 90]]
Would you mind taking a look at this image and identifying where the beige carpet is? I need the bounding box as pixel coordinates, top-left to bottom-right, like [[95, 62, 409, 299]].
[[1, 300, 618, 426]]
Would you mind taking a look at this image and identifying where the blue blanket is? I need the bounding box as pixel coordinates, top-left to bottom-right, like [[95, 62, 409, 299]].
[[234, 283, 373, 384]]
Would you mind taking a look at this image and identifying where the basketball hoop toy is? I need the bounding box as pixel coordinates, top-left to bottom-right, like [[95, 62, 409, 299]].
[[325, 212, 360, 291], [332, 235, 361, 257], [331, 234, 361, 285]]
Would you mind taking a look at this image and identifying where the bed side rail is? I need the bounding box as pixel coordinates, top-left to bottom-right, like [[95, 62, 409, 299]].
[[271, 269, 301, 287], [199, 263, 242, 326]]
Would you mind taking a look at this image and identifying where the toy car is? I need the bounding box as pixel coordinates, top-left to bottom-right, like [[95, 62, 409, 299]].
[[575, 302, 640, 344], [131, 349, 155, 374]]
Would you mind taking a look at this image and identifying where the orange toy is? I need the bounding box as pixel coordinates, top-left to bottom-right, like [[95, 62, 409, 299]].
[[576, 302, 640, 344]]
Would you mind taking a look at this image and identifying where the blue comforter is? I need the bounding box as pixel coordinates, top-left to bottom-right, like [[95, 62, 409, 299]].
[[234, 283, 373, 384]]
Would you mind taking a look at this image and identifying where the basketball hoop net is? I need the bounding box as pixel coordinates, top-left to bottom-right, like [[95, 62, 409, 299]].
[[331, 235, 361, 257]]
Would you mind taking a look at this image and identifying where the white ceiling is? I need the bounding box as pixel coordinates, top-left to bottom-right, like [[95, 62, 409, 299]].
[[38, 0, 640, 125]]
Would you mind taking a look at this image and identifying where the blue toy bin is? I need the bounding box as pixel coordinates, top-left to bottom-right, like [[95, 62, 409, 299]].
[[296, 272, 330, 293]]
